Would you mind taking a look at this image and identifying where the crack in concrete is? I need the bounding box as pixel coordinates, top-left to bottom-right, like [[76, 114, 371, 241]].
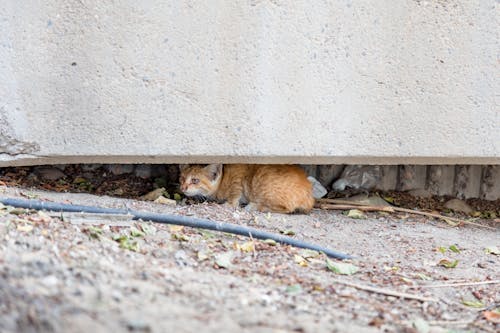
[[0, 108, 40, 156]]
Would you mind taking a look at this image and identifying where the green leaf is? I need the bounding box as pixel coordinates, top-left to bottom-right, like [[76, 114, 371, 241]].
[[437, 246, 447, 254], [449, 245, 461, 253], [415, 273, 432, 281], [200, 230, 216, 239], [485, 246, 500, 255], [438, 259, 458, 268], [87, 226, 103, 239], [173, 193, 182, 201], [383, 196, 395, 204], [461, 300, 484, 308], [130, 226, 145, 238], [140, 224, 157, 235], [154, 177, 167, 189], [299, 249, 320, 258], [326, 259, 359, 275], [120, 240, 139, 252], [263, 239, 277, 246], [113, 234, 139, 252], [286, 284, 302, 294], [171, 233, 189, 242], [73, 177, 88, 184], [346, 209, 367, 219], [480, 211, 497, 219]]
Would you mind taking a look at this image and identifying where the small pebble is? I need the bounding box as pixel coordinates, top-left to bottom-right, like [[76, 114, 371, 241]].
[[33, 167, 66, 181], [105, 164, 135, 175]]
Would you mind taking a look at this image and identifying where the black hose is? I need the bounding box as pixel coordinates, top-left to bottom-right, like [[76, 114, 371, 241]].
[[0, 197, 353, 260]]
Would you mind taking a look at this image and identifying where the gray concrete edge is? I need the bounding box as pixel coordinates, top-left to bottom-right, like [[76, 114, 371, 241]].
[[1, 155, 499, 167]]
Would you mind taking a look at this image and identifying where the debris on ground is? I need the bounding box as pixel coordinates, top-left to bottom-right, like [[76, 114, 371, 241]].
[[0, 165, 499, 332]]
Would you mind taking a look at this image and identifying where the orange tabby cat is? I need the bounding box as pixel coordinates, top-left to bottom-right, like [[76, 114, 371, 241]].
[[179, 164, 315, 214]]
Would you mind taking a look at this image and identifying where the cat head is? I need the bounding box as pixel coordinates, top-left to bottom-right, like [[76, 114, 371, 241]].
[[179, 164, 223, 197]]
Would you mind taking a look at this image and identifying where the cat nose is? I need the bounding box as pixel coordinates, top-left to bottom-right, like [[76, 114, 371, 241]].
[[180, 185, 187, 192]]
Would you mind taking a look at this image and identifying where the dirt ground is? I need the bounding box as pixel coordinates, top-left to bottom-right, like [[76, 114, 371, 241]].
[[0, 184, 499, 333]]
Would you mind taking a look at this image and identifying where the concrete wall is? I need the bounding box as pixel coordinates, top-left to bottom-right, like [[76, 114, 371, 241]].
[[1, 0, 499, 166]]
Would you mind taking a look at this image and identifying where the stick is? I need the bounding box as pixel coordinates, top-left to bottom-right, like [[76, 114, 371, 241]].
[[332, 279, 438, 302], [400, 320, 472, 327], [316, 203, 394, 212], [413, 280, 500, 289], [317, 198, 495, 230]]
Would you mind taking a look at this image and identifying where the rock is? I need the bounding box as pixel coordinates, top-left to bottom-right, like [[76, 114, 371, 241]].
[[332, 165, 381, 191], [81, 164, 102, 171], [151, 165, 167, 178], [126, 319, 151, 332], [174, 250, 190, 267], [444, 198, 473, 214], [307, 176, 327, 199], [134, 165, 153, 179], [41, 275, 59, 288], [300, 165, 318, 178], [33, 166, 66, 180], [105, 164, 135, 175], [166, 165, 180, 182], [407, 188, 432, 198], [135, 164, 168, 179], [317, 165, 344, 187], [345, 194, 392, 207]]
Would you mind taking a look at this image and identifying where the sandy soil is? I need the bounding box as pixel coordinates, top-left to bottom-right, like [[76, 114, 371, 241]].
[[0, 186, 499, 333]]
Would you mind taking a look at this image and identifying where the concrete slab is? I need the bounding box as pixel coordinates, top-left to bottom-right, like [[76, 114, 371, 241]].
[[0, 1, 499, 166]]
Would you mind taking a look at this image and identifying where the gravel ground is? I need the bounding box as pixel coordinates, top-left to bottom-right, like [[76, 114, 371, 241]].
[[0, 185, 499, 333]]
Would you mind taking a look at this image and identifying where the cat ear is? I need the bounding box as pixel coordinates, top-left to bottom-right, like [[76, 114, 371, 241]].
[[179, 164, 189, 172], [204, 164, 222, 181]]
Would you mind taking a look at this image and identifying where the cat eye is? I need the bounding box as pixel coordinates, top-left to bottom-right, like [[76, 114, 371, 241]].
[[191, 178, 200, 184]]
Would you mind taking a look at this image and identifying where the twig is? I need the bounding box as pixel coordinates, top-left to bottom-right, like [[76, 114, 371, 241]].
[[317, 198, 495, 230], [399, 319, 472, 327], [316, 203, 394, 212], [332, 279, 438, 303], [413, 280, 500, 289]]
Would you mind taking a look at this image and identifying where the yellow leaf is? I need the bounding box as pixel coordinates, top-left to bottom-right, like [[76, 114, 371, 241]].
[[169, 225, 184, 232], [239, 241, 255, 253], [294, 255, 308, 267]]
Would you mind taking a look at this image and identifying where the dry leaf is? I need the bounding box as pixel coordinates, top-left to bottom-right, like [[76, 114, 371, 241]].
[[483, 310, 500, 324], [240, 241, 255, 252], [154, 196, 176, 206], [17, 224, 33, 233], [169, 225, 184, 233], [438, 259, 458, 268], [294, 255, 308, 267], [346, 209, 366, 219], [141, 188, 167, 201]]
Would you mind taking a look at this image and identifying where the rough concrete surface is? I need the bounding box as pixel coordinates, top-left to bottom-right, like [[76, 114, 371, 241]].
[[0, 186, 499, 332], [0, 1, 499, 166]]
